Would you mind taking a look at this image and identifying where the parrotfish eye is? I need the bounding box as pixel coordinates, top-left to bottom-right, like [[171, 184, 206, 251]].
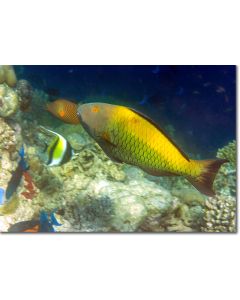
[[91, 105, 100, 113]]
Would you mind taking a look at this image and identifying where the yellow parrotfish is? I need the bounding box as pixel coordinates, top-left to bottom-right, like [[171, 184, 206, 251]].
[[77, 103, 228, 196], [39, 126, 73, 167], [46, 99, 80, 124]]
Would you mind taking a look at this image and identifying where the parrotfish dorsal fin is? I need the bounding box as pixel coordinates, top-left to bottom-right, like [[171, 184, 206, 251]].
[[128, 107, 190, 162]]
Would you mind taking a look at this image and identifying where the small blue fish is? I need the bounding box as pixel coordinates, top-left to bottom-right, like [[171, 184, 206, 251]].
[[8, 210, 62, 233], [19, 145, 29, 170], [0, 188, 5, 205], [5, 145, 29, 200], [50, 209, 62, 226], [39, 211, 62, 232]]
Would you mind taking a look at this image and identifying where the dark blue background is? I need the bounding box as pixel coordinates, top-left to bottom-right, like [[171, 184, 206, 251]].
[[17, 65, 236, 158]]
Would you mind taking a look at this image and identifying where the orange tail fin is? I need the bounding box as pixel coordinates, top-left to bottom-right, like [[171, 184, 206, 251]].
[[187, 159, 228, 196]]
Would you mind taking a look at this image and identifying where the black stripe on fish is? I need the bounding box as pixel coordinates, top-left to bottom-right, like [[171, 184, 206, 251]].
[[47, 136, 59, 165], [60, 140, 72, 165]]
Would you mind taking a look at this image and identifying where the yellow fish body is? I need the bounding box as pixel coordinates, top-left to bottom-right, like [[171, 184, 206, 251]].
[[77, 103, 228, 196]]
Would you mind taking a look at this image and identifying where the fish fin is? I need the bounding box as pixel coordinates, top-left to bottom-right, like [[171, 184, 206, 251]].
[[39, 211, 55, 232], [99, 142, 123, 163], [108, 155, 124, 164], [187, 159, 229, 196], [50, 212, 62, 226], [39, 125, 48, 132], [8, 220, 39, 233], [98, 137, 123, 164], [140, 167, 176, 177], [100, 131, 117, 147], [128, 108, 190, 162], [42, 142, 48, 152]]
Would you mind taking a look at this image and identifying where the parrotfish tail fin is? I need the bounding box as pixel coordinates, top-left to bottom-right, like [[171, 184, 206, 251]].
[[187, 159, 229, 196]]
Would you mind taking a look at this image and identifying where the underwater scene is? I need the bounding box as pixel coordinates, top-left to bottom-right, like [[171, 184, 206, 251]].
[[0, 65, 236, 233]]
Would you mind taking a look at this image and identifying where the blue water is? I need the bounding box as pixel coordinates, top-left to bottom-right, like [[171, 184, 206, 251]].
[[16, 65, 236, 158]]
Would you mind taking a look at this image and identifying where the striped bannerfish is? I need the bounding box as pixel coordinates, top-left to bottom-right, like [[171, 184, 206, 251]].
[[77, 102, 228, 196], [40, 126, 73, 167]]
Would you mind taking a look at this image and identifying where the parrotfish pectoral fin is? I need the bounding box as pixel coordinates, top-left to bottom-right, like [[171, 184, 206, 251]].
[[99, 141, 124, 164], [98, 134, 124, 163], [187, 159, 229, 196]]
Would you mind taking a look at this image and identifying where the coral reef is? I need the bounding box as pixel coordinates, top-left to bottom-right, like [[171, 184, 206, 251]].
[[0, 118, 22, 189], [0, 65, 17, 87], [21, 171, 38, 200], [1, 119, 208, 232], [0, 117, 23, 217], [0, 83, 19, 118], [214, 140, 236, 197], [217, 140, 236, 166], [0, 83, 237, 233], [201, 195, 236, 232], [16, 80, 33, 111]]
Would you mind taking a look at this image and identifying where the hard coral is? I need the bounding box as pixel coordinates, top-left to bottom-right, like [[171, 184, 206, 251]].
[[0, 118, 22, 188], [201, 195, 236, 232], [16, 80, 33, 111], [0, 65, 17, 87], [217, 140, 236, 166], [214, 140, 236, 197], [0, 83, 19, 118]]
